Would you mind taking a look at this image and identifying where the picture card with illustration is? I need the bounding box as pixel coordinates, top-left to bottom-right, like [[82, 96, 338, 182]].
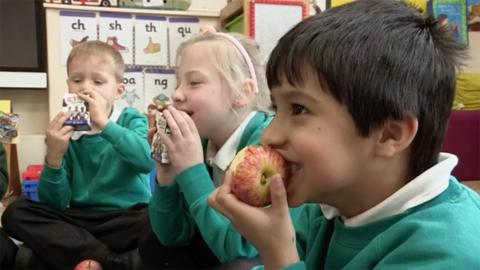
[[468, 0, 480, 31], [115, 67, 145, 115], [430, 0, 468, 45], [135, 15, 168, 66], [59, 11, 97, 66], [99, 12, 134, 64]]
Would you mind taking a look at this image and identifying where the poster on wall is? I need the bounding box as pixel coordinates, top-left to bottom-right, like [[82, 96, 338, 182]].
[[328, 0, 354, 7], [325, 0, 427, 13], [468, 0, 480, 31], [114, 67, 144, 115], [135, 15, 168, 66], [168, 17, 200, 67], [431, 0, 468, 45], [248, 1, 306, 59], [144, 68, 176, 106], [59, 11, 97, 66], [99, 12, 134, 65]]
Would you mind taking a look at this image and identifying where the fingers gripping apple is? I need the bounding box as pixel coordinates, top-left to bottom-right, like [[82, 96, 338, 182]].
[[74, 259, 103, 270], [230, 146, 287, 207]]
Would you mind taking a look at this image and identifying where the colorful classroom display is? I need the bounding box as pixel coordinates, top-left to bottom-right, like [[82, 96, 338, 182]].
[[430, 0, 469, 46], [59, 10, 199, 114], [326, 0, 472, 46]]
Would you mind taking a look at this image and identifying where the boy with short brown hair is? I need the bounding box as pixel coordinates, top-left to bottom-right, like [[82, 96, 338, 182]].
[[2, 40, 152, 269]]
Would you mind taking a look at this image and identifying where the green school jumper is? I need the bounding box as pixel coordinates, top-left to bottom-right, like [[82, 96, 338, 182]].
[[39, 107, 153, 211], [149, 111, 303, 262], [271, 178, 480, 269]]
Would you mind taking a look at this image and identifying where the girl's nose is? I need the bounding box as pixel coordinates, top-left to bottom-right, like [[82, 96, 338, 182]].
[[172, 87, 186, 105]]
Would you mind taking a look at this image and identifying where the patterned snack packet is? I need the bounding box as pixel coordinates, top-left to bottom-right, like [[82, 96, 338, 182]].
[[149, 94, 171, 164], [62, 93, 91, 131], [0, 111, 19, 143]]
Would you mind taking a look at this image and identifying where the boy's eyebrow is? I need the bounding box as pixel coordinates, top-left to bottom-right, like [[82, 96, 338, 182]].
[[288, 92, 320, 104], [275, 87, 321, 103], [270, 86, 323, 103]]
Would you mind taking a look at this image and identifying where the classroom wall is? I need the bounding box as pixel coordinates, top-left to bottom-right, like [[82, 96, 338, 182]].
[[1, 0, 226, 173], [0, 90, 49, 175], [465, 32, 480, 72], [1, 0, 479, 173]]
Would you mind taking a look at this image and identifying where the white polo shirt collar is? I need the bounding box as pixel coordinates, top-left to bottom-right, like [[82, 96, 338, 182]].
[[320, 153, 458, 226], [206, 111, 257, 186]]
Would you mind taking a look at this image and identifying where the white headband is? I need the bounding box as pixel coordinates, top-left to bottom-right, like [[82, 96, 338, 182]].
[[200, 26, 258, 93]]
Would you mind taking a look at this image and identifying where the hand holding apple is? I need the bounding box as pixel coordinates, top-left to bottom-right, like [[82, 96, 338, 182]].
[[208, 171, 299, 269], [74, 259, 103, 270], [229, 146, 287, 207]]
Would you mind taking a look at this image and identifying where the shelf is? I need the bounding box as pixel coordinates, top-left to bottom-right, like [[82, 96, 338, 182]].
[[43, 3, 220, 18], [220, 0, 243, 25]]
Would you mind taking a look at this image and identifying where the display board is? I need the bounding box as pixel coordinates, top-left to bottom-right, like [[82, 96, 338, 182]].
[[247, 0, 307, 59], [53, 7, 202, 116]]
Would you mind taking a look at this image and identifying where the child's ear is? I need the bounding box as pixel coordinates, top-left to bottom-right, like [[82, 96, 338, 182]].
[[115, 83, 125, 100], [233, 79, 256, 108], [375, 115, 418, 157]]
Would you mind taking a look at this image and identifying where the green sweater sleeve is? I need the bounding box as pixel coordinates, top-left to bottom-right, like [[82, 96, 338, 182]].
[[148, 181, 196, 246], [149, 158, 259, 261], [150, 112, 294, 262], [101, 108, 153, 173], [0, 144, 8, 198], [39, 107, 153, 211], [176, 163, 259, 262], [281, 262, 307, 270], [38, 160, 72, 210]]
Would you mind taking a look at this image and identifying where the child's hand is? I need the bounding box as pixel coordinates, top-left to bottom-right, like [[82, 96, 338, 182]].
[[77, 90, 109, 130], [149, 125, 177, 186], [147, 126, 156, 145], [208, 171, 300, 269], [45, 112, 74, 168], [155, 163, 176, 186], [156, 107, 204, 175]]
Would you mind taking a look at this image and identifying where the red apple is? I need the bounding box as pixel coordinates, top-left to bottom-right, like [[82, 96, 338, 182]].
[[230, 145, 287, 207], [74, 259, 103, 270]]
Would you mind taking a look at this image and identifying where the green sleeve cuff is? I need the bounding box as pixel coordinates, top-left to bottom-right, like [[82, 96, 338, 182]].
[[176, 163, 215, 206], [151, 181, 181, 210], [41, 162, 67, 183], [100, 120, 123, 143], [281, 262, 306, 270], [252, 261, 304, 270]]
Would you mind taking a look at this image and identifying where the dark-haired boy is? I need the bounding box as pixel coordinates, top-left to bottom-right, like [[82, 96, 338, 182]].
[[209, 1, 480, 269]]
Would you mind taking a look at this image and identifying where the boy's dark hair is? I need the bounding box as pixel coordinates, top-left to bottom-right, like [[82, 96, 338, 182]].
[[266, 0, 465, 179]]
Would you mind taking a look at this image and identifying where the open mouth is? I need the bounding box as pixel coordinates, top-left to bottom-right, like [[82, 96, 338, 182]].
[[177, 108, 194, 116], [284, 162, 300, 189]]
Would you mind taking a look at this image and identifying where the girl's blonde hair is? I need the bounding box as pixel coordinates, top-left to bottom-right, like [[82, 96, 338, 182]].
[[67, 40, 125, 82], [176, 31, 271, 113]]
